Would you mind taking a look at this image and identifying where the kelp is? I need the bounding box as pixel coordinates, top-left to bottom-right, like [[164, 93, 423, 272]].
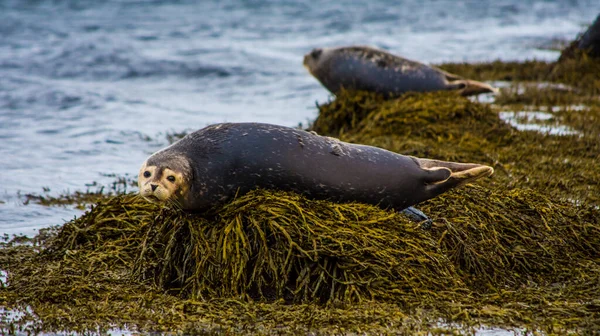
[[1, 185, 600, 334], [33, 192, 463, 306], [131, 192, 462, 304]]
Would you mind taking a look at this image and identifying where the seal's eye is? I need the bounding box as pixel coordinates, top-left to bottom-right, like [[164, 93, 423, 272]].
[[143, 171, 151, 178], [166, 175, 176, 183], [310, 48, 322, 59]]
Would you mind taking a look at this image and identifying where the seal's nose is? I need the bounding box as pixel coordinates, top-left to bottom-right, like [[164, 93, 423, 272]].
[[151, 184, 158, 191]]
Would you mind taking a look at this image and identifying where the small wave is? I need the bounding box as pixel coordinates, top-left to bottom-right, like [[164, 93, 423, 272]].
[[122, 59, 236, 79], [0, 78, 93, 114], [46, 43, 237, 80], [0, 85, 85, 112], [1, 40, 243, 81]]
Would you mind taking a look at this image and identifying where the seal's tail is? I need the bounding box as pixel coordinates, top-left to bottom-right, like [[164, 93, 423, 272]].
[[413, 157, 494, 192]]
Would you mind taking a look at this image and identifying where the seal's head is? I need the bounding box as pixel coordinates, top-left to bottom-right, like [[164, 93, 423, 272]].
[[138, 152, 193, 207], [303, 46, 381, 74], [303, 48, 327, 74]]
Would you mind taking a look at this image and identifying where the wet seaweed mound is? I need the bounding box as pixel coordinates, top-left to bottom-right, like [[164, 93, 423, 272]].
[[65, 191, 460, 304], [2, 183, 600, 334]]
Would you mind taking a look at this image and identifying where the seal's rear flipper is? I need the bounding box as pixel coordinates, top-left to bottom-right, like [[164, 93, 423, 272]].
[[431, 66, 498, 96], [413, 157, 494, 190], [447, 79, 499, 96]]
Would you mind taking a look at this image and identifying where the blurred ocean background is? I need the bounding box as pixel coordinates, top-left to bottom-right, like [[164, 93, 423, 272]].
[[1, 0, 599, 236]]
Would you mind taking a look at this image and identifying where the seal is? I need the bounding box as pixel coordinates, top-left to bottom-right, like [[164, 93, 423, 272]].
[[138, 123, 493, 214], [578, 14, 600, 57], [560, 14, 600, 60], [303, 45, 498, 97]]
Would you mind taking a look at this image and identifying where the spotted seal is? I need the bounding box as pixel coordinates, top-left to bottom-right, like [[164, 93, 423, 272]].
[[303, 45, 498, 97], [138, 123, 493, 217]]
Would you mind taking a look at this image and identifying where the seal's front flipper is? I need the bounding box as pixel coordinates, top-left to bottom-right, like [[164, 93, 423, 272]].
[[401, 206, 433, 229], [447, 79, 499, 96]]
